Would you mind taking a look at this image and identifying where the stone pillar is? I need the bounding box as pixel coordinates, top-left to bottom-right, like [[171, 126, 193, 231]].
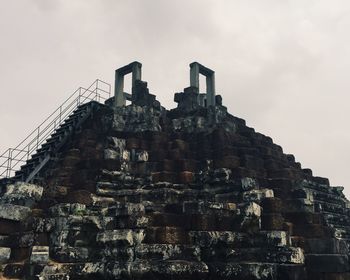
[[132, 62, 142, 89], [190, 63, 200, 89], [206, 71, 215, 106], [115, 71, 125, 107], [114, 61, 142, 108]]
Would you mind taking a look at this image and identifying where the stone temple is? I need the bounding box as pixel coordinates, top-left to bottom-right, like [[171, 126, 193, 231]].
[[0, 62, 349, 280]]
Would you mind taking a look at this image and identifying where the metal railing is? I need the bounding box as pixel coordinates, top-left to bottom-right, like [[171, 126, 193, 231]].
[[0, 79, 111, 179]]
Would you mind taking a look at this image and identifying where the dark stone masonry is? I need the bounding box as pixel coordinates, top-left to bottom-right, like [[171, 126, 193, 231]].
[[0, 62, 349, 279]]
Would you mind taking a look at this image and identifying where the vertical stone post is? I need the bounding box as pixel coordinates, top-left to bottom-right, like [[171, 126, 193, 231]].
[[115, 70, 125, 107], [206, 71, 215, 106], [132, 62, 142, 89], [190, 63, 200, 89]]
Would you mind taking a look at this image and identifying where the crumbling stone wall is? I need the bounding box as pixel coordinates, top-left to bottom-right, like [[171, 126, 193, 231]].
[[0, 84, 349, 280]]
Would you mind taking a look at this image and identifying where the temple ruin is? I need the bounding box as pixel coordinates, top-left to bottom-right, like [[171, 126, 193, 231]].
[[0, 62, 349, 280]]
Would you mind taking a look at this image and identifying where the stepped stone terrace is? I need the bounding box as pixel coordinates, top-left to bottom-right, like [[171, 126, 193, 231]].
[[0, 61, 349, 280]]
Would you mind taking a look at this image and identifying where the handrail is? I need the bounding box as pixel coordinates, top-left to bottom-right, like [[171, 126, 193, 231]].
[[0, 79, 111, 179]]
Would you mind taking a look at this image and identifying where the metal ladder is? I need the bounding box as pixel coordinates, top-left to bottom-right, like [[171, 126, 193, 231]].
[[0, 79, 111, 184]]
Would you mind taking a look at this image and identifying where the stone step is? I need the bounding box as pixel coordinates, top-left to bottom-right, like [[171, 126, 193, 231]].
[[303, 238, 349, 254], [189, 230, 290, 248], [314, 200, 346, 215], [201, 246, 304, 264], [207, 262, 305, 280], [3, 263, 26, 279], [312, 191, 346, 205], [305, 254, 349, 273], [323, 213, 350, 226], [300, 181, 340, 196], [134, 244, 200, 261]]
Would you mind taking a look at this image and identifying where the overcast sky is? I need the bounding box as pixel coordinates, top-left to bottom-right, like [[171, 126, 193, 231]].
[[1, 0, 350, 197]]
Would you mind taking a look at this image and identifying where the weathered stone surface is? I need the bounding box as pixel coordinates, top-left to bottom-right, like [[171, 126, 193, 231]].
[[49, 203, 86, 217], [0, 204, 31, 221], [1, 182, 43, 207], [243, 188, 274, 202], [30, 246, 49, 264], [306, 254, 349, 273], [96, 229, 145, 246], [0, 247, 11, 263]]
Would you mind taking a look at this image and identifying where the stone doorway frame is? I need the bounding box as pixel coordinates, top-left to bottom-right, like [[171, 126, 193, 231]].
[[114, 61, 142, 107], [189, 62, 216, 107]]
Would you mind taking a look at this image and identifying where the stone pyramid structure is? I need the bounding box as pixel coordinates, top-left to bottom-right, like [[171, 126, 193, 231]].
[[0, 62, 349, 280]]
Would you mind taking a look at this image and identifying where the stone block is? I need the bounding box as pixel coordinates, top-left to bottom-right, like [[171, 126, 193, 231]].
[[262, 213, 285, 230], [103, 148, 119, 160], [162, 159, 175, 171], [10, 247, 31, 262], [183, 201, 237, 216], [49, 203, 86, 217], [304, 238, 348, 254], [276, 264, 307, 280], [306, 254, 349, 273], [18, 231, 35, 247], [293, 224, 333, 238], [242, 202, 262, 217], [101, 159, 122, 170], [285, 212, 323, 225], [45, 185, 68, 199], [149, 149, 167, 161], [99, 247, 134, 262], [261, 197, 283, 213], [208, 262, 276, 280], [30, 246, 49, 264], [105, 202, 145, 216], [171, 139, 189, 151], [243, 188, 274, 202], [241, 155, 265, 170], [96, 229, 145, 246], [144, 227, 189, 244], [0, 247, 11, 263], [188, 231, 245, 247], [62, 155, 81, 166], [126, 138, 140, 149], [241, 177, 259, 190], [0, 235, 15, 247], [0, 204, 31, 221], [66, 190, 93, 206], [0, 219, 20, 234], [151, 172, 177, 183], [203, 246, 304, 264], [2, 182, 43, 207], [189, 214, 217, 231], [135, 244, 200, 261], [3, 263, 25, 279], [258, 231, 289, 247], [51, 246, 90, 263], [268, 168, 302, 179], [168, 149, 183, 160], [213, 155, 240, 169], [175, 159, 198, 172], [128, 259, 208, 279], [178, 171, 194, 184], [213, 147, 238, 159], [150, 213, 189, 228], [136, 150, 148, 162]]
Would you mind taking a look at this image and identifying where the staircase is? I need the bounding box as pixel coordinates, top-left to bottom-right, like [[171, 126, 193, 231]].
[[0, 79, 111, 186]]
